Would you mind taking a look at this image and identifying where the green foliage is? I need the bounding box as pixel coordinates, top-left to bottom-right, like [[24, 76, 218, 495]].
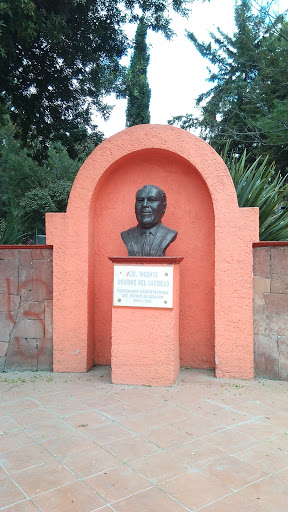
[[222, 145, 288, 241], [125, 18, 151, 127], [0, 207, 28, 244], [0, 0, 191, 159], [169, 0, 288, 177], [0, 118, 79, 241], [20, 180, 73, 235]]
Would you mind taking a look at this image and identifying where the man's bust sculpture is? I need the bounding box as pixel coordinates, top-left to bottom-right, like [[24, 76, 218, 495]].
[[121, 184, 177, 257]]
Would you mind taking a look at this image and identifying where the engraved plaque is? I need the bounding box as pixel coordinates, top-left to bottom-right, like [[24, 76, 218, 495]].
[[113, 265, 173, 308]]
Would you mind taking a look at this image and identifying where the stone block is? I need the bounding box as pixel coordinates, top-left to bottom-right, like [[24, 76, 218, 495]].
[[254, 333, 278, 379], [13, 318, 44, 339], [0, 356, 5, 372], [37, 338, 53, 370], [264, 293, 288, 316], [0, 260, 19, 278], [0, 277, 18, 295], [0, 249, 18, 260], [271, 274, 288, 294], [45, 300, 53, 338], [279, 339, 288, 381], [0, 341, 8, 356], [19, 267, 33, 302], [32, 249, 45, 259], [32, 259, 53, 300], [5, 337, 37, 371], [0, 311, 14, 342], [253, 247, 270, 278], [19, 301, 45, 320], [271, 247, 288, 275], [19, 249, 32, 267], [265, 314, 288, 338], [0, 294, 20, 312], [253, 303, 267, 336], [253, 276, 270, 305]]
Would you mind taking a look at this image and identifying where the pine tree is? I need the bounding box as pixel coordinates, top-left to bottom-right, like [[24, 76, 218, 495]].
[[126, 18, 151, 127], [169, 0, 288, 176]]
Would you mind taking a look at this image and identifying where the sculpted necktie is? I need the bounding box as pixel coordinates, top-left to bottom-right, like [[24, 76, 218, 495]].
[[142, 230, 150, 256]]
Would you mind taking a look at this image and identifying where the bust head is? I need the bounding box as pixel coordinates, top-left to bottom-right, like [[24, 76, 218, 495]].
[[135, 185, 167, 229]]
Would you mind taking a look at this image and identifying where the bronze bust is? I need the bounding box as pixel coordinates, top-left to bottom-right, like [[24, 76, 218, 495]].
[[121, 185, 177, 256]]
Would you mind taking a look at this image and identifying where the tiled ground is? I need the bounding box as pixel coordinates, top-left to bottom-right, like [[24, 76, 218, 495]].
[[1, 367, 288, 511]]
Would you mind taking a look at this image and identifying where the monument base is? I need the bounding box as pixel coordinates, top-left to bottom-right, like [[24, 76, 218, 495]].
[[109, 257, 182, 386]]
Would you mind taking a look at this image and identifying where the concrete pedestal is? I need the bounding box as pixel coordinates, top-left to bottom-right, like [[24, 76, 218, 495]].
[[109, 257, 182, 386]]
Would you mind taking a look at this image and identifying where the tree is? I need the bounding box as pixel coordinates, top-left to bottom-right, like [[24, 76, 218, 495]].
[[0, 0, 191, 160], [125, 18, 151, 127], [169, 0, 288, 176]]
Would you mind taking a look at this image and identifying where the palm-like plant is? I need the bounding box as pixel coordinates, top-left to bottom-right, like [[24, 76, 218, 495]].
[[222, 145, 288, 241]]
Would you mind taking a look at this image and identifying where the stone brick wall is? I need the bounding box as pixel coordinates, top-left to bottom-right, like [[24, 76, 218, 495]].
[[0, 247, 53, 371], [1, 244, 288, 378], [253, 245, 288, 380]]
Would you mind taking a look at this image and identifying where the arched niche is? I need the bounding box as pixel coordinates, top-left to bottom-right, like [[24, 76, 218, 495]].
[[46, 125, 259, 379]]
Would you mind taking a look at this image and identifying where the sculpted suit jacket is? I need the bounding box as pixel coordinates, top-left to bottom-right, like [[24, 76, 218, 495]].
[[121, 223, 177, 257]]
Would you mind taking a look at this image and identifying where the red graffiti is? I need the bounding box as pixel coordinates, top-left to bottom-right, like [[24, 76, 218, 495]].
[[5, 277, 51, 361]]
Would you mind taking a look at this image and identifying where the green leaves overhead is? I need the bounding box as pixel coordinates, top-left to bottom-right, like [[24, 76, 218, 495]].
[[0, 0, 192, 160]]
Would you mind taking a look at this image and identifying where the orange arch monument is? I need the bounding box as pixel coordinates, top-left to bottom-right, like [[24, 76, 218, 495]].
[[46, 125, 259, 380]]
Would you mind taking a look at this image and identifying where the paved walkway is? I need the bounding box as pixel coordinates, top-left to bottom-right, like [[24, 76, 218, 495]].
[[1, 367, 288, 511]]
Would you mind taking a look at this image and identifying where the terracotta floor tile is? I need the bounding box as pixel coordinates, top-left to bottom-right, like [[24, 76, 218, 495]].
[[85, 464, 151, 502], [63, 410, 108, 429], [199, 491, 267, 511], [205, 427, 259, 453], [0, 415, 20, 432], [175, 413, 225, 437], [142, 423, 195, 449], [128, 449, 192, 484], [33, 391, 74, 406], [2, 500, 40, 511], [82, 395, 123, 410], [12, 461, 77, 497], [0, 476, 26, 508], [10, 408, 56, 427], [235, 442, 288, 473], [0, 429, 34, 453], [267, 432, 288, 451], [45, 400, 91, 416], [169, 438, 227, 468], [233, 419, 284, 441], [261, 411, 288, 430], [40, 431, 95, 459], [0, 398, 39, 415], [235, 400, 278, 417], [84, 422, 133, 445], [111, 486, 190, 512], [238, 475, 288, 512], [275, 467, 288, 483], [62, 445, 120, 478], [99, 402, 143, 420], [119, 406, 192, 433], [202, 455, 268, 490], [205, 408, 253, 426], [158, 470, 230, 510], [32, 480, 107, 512], [103, 435, 160, 462], [24, 417, 74, 441], [1, 443, 54, 474]]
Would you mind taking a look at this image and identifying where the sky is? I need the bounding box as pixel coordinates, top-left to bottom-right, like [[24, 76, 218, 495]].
[[94, 0, 236, 138], [94, 0, 286, 138]]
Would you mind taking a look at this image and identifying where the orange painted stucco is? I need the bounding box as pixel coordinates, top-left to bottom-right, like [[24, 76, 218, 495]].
[[111, 258, 181, 386], [46, 124, 259, 379]]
